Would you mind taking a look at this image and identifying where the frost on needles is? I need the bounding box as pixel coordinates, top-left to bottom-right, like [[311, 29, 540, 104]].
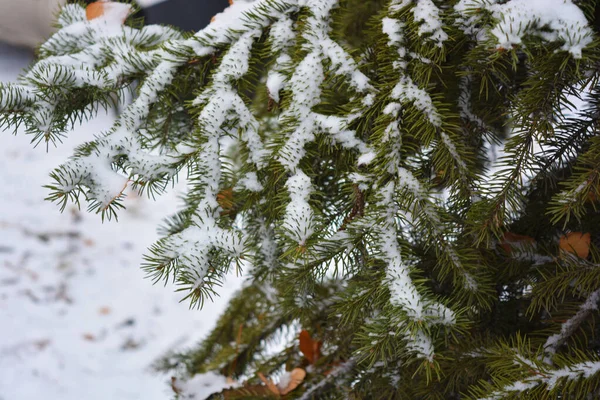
[[2, 0, 600, 398]]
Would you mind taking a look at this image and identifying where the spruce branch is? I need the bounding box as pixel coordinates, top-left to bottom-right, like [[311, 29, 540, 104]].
[[3, 0, 600, 398]]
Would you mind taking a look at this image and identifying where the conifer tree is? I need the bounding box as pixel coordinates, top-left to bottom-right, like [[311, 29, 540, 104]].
[[3, 0, 600, 398]]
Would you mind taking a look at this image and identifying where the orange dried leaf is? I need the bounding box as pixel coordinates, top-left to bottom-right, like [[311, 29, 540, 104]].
[[170, 376, 181, 395], [98, 306, 111, 315], [86, 1, 131, 23], [299, 330, 322, 364], [499, 232, 535, 254], [82, 333, 96, 341], [279, 368, 306, 395], [217, 188, 234, 211], [258, 372, 280, 396], [86, 2, 105, 20], [559, 232, 591, 259], [226, 377, 237, 385], [586, 191, 598, 203]]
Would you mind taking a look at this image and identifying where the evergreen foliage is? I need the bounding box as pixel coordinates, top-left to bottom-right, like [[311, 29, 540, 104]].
[[2, 0, 600, 398]]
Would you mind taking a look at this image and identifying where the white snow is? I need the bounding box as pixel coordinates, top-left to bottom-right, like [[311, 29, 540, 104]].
[[188, 0, 280, 53], [282, 171, 314, 246], [439, 131, 468, 171], [267, 70, 287, 103], [357, 151, 376, 166], [391, 76, 441, 127], [411, 0, 448, 46], [458, 74, 487, 130], [266, 16, 295, 102], [238, 172, 264, 192], [258, 220, 278, 270], [94, 2, 133, 24], [387, 0, 446, 46], [382, 17, 404, 47]]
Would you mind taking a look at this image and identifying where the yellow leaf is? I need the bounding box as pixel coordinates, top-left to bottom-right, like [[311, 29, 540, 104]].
[[279, 368, 306, 395], [86, 1, 131, 23], [86, 2, 105, 20], [559, 232, 591, 259]]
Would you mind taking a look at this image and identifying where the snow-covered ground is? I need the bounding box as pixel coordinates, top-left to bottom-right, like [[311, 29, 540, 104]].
[[0, 44, 241, 400]]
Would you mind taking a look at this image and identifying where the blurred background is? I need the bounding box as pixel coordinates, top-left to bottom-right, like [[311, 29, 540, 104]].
[[0, 1, 241, 399]]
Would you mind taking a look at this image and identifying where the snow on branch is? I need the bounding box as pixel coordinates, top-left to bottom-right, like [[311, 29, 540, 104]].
[[297, 358, 356, 399], [276, 0, 374, 173], [376, 2, 479, 292], [390, 0, 447, 46], [373, 181, 455, 360], [282, 171, 314, 246], [543, 288, 600, 358], [382, 1, 472, 187], [266, 15, 295, 102], [0, 84, 35, 111], [45, 1, 295, 211], [272, 0, 376, 253], [0, 0, 394, 313], [478, 358, 600, 400], [455, 0, 593, 58]]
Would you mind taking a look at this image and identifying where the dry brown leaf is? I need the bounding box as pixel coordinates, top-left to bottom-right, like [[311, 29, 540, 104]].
[[98, 306, 111, 315], [258, 372, 280, 396], [499, 232, 535, 254], [226, 377, 237, 385], [217, 188, 236, 218], [586, 191, 598, 203], [279, 368, 306, 395], [170, 376, 181, 395], [559, 232, 591, 259], [82, 333, 96, 341], [299, 330, 322, 364], [86, 2, 105, 20], [217, 188, 234, 210], [86, 1, 131, 22]]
